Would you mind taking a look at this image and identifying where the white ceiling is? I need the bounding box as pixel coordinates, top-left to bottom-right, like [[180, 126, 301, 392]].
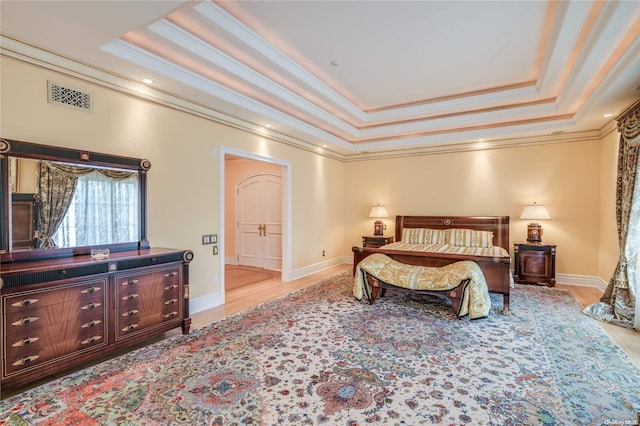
[[1, 0, 640, 159]]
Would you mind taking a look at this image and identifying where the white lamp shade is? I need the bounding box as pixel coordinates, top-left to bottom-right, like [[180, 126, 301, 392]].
[[368, 205, 389, 218], [520, 203, 550, 221]]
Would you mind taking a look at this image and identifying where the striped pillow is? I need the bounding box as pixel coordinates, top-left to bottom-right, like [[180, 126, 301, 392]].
[[402, 228, 448, 244], [446, 229, 494, 248], [402, 228, 425, 244], [423, 228, 447, 244]]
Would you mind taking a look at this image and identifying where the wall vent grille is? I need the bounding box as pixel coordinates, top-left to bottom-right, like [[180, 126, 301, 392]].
[[47, 81, 93, 112]]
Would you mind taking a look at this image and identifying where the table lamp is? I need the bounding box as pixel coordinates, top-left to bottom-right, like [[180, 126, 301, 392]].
[[520, 202, 550, 243], [368, 204, 389, 236]]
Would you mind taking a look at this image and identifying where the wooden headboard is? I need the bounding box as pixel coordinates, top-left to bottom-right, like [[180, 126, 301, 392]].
[[394, 215, 510, 251]]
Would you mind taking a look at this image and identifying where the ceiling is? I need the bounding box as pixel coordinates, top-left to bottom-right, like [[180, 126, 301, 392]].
[[1, 0, 640, 159]]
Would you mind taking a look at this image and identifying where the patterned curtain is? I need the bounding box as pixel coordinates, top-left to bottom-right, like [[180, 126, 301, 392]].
[[52, 170, 138, 247], [37, 162, 94, 248], [584, 99, 640, 330]]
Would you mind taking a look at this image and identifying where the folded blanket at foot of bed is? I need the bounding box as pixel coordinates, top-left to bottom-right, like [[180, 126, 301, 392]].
[[353, 253, 491, 319]]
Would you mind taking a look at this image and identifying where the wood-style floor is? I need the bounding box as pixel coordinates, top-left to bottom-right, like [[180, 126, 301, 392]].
[[188, 264, 640, 368]]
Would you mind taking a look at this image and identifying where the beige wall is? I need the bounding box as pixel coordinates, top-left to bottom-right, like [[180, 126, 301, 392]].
[[224, 158, 283, 258], [598, 128, 621, 282], [1, 56, 621, 299], [344, 141, 606, 276], [0, 57, 345, 299]]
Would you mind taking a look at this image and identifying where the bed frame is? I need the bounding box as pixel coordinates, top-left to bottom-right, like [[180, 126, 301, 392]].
[[352, 215, 512, 314]]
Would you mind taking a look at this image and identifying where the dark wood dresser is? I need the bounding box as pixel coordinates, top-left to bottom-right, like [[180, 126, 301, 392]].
[[0, 247, 193, 393]]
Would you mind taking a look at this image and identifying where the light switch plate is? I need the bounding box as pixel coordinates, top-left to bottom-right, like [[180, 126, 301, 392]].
[[202, 235, 211, 245], [212, 245, 219, 255]]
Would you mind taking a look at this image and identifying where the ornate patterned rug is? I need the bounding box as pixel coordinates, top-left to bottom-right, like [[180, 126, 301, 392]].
[[1, 273, 639, 425]]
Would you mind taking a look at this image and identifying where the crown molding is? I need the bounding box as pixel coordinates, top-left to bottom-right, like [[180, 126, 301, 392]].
[[1, 35, 617, 163]]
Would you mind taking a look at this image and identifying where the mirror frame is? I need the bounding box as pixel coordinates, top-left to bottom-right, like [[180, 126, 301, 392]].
[[0, 138, 150, 263]]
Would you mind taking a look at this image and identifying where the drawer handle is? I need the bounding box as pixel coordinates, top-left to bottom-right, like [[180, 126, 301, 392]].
[[164, 284, 178, 291], [123, 279, 139, 286], [164, 311, 178, 318], [164, 272, 178, 278], [12, 337, 40, 347], [12, 317, 39, 326], [123, 294, 139, 301], [11, 298, 39, 308], [81, 336, 102, 345], [164, 298, 178, 305], [123, 324, 139, 332], [12, 355, 39, 366], [122, 309, 139, 317], [81, 303, 101, 311], [81, 287, 101, 294], [81, 320, 102, 328]]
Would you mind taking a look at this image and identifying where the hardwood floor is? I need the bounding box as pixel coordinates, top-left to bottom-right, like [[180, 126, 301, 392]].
[[187, 265, 640, 368]]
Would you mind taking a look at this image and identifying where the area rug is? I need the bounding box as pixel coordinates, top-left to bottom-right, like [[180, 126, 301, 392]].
[[1, 273, 639, 425]]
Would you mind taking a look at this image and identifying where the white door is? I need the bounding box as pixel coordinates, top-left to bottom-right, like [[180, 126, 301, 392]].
[[236, 173, 282, 270]]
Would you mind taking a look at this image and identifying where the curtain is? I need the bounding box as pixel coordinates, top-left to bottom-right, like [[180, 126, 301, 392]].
[[52, 170, 138, 247], [38, 161, 138, 248], [37, 162, 92, 248], [584, 99, 640, 330]]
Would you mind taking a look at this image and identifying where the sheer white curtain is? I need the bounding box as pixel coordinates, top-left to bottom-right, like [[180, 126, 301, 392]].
[[53, 171, 139, 247]]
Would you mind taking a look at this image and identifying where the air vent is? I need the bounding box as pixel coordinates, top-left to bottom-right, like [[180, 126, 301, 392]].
[[47, 81, 93, 112]]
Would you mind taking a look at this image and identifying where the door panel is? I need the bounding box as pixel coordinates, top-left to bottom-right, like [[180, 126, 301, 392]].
[[236, 173, 282, 270]]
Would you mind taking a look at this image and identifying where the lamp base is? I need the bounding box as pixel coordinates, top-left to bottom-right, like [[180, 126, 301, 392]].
[[373, 220, 384, 236], [526, 223, 543, 243]]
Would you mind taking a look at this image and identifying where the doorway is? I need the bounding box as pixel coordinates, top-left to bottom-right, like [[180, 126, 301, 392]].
[[220, 147, 291, 302]]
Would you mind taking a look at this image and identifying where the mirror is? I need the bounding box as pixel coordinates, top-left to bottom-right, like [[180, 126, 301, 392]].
[[1, 139, 150, 263]]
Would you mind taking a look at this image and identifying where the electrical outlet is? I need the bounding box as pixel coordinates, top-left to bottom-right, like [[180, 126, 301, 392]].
[[322, 250, 325, 257]]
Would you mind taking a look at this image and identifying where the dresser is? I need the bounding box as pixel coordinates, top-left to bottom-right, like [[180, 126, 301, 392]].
[[0, 247, 193, 393]]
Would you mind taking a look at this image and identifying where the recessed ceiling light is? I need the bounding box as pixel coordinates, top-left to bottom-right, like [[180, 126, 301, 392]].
[[264, 124, 272, 128], [602, 113, 613, 118], [478, 138, 484, 142], [142, 78, 154, 84], [322, 144, 327, 148]]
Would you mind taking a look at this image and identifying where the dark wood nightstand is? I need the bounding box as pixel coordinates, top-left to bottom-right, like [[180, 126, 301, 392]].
[[513, 242, 556, 287], [362, 235, 394, 248]]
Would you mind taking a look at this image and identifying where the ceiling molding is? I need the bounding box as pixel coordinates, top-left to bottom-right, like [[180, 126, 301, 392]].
[[2, 0, 637, 159]]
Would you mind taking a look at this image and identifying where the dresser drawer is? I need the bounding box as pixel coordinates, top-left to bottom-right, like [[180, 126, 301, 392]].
[[4, 318, 107, 376], [114, 266, 181, 308], [5, 292, 105, 331], [3, 278, 107, 315], [116, 296, 182, 339]]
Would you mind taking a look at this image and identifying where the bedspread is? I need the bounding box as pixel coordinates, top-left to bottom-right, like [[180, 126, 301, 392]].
[[354, 253, 491, 319]]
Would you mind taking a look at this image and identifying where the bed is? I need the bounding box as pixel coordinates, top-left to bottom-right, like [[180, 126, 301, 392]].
[[352, 215, 512, 314]]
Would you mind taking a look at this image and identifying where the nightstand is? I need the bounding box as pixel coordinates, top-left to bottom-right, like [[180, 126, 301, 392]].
[[362, 235, 394, 248], [513, 242, 556, 287]]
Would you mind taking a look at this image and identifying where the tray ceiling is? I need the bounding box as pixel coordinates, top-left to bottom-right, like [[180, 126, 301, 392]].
[[1, 0, 639, 158]]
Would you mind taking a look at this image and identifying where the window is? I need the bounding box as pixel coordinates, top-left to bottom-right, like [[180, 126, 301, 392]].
[[53, 171, 139, 247]]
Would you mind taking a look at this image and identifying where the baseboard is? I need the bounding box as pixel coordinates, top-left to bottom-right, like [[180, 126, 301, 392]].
[[225, 256, 238, 265], [189, 291, 223, 315], [555, 273, 608, 291], [289, 256, 350, 280]]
